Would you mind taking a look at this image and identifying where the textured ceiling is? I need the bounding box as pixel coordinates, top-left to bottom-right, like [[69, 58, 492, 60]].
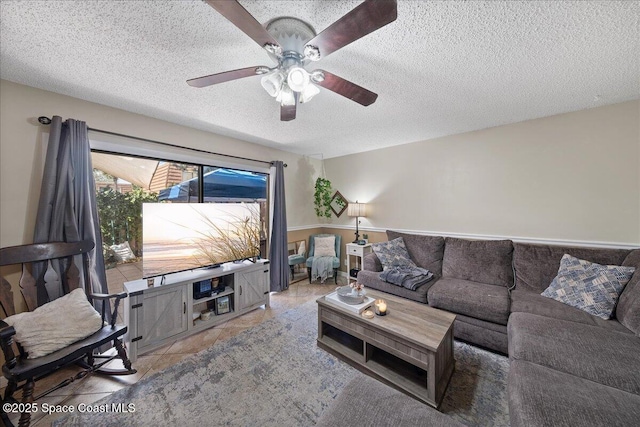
[[1, 0, 638, 158]]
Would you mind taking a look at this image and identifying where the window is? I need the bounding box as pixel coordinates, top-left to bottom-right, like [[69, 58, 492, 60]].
[[91, 151, 268, 292]]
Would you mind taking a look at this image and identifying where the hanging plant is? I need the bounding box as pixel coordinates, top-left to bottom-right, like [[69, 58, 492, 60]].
[[314, 177, 333, 218]]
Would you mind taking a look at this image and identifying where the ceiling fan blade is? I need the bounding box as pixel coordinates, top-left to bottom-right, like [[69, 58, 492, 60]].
[[187, 66, 267, 88], [280, 93, 299, 121], [304, 0, 397, 60], [204, 0, 280, 50], [313, 70, 378, 106]]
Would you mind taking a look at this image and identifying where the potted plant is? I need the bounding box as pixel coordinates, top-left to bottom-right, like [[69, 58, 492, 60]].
[[363, 233, 369, 244], [314, 177, 333, 218]]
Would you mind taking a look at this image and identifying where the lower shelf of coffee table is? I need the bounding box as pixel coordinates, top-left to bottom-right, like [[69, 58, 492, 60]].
[[318, 319, 438, 406]]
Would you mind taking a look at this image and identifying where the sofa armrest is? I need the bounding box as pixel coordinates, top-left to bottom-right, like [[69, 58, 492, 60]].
[[363, 252, 382, 272]]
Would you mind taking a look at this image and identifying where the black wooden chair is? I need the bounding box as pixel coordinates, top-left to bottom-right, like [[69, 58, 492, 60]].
[[0, 240, 136, 427]]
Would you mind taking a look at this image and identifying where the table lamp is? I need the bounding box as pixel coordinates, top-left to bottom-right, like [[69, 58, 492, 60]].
[[347, 201, 367, 243]]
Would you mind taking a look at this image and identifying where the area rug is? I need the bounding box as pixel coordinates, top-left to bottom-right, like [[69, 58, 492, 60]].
[[54, 301, 509, 426]]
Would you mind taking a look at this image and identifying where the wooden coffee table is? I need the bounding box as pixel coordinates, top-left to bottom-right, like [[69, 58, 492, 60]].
[[317, 289, 456, 408]]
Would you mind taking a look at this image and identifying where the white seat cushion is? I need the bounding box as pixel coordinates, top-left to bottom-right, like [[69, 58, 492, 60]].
[[4, 288, 103, 359]]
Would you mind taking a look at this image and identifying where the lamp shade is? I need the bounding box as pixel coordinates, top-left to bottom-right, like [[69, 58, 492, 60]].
[[347, 202, 366, 217]]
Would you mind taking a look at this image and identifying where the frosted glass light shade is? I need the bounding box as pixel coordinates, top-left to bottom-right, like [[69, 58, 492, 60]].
[[300, 83, 320, 103], [287, 67, 310, 92], [261, 71, 284, 97], [276, 84, 296, 106]]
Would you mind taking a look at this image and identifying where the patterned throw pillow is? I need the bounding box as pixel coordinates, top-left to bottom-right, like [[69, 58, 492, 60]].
[[541, 254, 636, 319], [372, 237, 417, 270], [314, 236, 336, 257]]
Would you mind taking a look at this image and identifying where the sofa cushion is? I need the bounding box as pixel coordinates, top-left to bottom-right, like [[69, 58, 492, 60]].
[[428, 278, 510, 325], [508, 312, 640, 395], [357, 270, 430, 303], [509, 360, 640, 427], [453, 313, 508, 354], [386, 231, 445, 276], [513, 242, 630, 293], [317, 374, 463, 427], [617, 249, 640, 335], [442, 238, 514, 287], [371, 237, 417, 270], [510, 289, 632, 334], [363, 252, 382, 272], [540, 254, 635, 319]]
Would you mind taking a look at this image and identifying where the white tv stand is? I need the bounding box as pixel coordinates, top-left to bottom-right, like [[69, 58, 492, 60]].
[[123, 259, 270, 362]]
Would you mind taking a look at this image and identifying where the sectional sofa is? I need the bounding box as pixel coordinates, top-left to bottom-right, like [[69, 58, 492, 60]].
[[352, 230, 640, 426]]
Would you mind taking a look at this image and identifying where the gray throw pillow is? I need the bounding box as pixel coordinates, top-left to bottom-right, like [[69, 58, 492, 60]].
[[541, 254, 636, 319], [371, 237, 416, 270]]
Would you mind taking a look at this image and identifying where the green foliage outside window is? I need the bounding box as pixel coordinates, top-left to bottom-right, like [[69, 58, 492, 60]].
[[96, 186, 158, 262]]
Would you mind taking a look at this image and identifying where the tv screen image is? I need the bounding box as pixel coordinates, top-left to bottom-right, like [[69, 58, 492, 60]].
[[142, 203, 261, 278]]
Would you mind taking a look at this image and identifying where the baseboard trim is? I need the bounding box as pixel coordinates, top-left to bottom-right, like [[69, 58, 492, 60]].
[[290, 224, 638, 250]]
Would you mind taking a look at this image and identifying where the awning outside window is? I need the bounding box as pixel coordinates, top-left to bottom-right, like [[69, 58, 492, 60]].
[[91, 152, 158, 190], [159, 168, 267, 202]]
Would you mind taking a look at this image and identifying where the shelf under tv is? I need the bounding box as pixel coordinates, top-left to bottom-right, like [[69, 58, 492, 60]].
[[192, 286, 234, 305], [124, 259, 270, 362]]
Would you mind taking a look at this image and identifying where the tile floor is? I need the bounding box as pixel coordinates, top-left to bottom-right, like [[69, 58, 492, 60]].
[[2, 262, 345, 426]]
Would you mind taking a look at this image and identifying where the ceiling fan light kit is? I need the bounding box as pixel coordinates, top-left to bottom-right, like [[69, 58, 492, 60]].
[[190, 0, 398, 121]]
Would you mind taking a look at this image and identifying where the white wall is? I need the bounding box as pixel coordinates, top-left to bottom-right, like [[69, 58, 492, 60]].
[[0, 79, 322, 247], [324, 101, 640, 246]]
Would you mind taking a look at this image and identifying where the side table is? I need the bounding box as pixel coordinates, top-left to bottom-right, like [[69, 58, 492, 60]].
[[346, 242, 372, 281]]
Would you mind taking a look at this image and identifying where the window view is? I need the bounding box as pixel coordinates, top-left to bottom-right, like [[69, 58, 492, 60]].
[[91, 152, 268, 293]]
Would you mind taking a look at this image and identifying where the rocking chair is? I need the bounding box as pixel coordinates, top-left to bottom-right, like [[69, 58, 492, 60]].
[[0, 240, 136, 427]]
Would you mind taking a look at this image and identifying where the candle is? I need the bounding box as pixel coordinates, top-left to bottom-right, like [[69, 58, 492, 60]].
[[375, 299, 387, 316]]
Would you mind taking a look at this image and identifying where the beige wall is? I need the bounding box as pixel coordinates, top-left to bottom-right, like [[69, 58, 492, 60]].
[[324, 101, 640, 246], [0, 80, 323, 247], [2, 79, 638, 254]]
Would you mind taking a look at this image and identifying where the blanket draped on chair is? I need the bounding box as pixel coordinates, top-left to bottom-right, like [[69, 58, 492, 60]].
[[311, 257, 334, 283]]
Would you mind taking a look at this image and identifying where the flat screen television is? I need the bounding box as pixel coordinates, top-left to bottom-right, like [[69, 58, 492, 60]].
[[142, 202, 261, 278]]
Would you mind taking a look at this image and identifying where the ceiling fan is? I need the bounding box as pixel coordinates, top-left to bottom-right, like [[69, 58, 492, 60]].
[[187, 0, 398, 121]]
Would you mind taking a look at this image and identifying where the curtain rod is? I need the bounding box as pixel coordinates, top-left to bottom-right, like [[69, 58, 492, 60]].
[[37, 116, 286, 167]]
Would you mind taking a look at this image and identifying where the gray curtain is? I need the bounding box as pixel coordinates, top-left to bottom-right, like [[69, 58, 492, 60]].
[[33, 116, 108, 304], [269, 161, 289, 292]]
